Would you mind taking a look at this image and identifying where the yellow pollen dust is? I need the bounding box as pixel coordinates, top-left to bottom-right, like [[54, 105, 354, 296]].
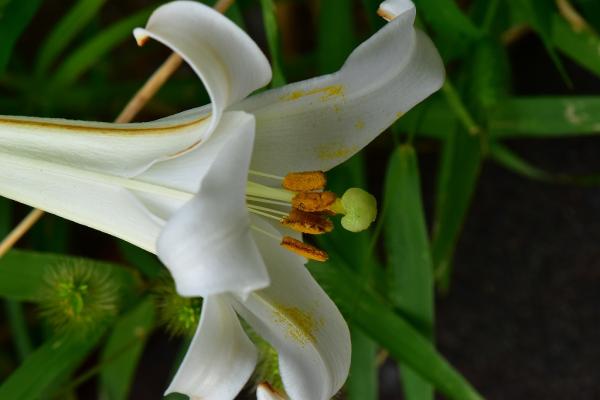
[[316, 143, 360, 161], [281, 209, 333, 235], [282, 171, 327, 192], [280, 84, 344, 102], [292, 191, 337, 213], [272, 304, 321, 345], [280, 236, 329, 262]]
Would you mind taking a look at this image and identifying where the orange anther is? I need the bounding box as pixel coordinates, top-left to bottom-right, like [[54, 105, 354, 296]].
[[292, 191, 337, 212], [282, 171, 327, 192], [280, 236, 329, 262], [281, 209, 334, 235]]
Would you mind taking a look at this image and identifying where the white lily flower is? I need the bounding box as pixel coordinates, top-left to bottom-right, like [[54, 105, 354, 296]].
[[0, 0, 443, 399]]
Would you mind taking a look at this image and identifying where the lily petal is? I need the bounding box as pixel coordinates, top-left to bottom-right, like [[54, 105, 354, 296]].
[[234, 218, 351, 400], [157, 112, 270, 297], [234, 0, 444, 174], [0, 114, 217, 252], [134, 0, 272, 136], [166, 295, 258, 400]]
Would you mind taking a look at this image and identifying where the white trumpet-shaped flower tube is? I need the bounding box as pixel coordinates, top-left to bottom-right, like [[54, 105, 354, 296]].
[[0, 0, 443, 399]]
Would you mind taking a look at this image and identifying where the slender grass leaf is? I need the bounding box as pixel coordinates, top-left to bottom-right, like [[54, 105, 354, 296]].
[[490, 142, 600, 186], [259, 0, 286, 87], [552, 14, 600, 77], [413, 0, 481, 60], [347, 327, 378, 400], [50, 6, 154, 89], [432, 127, 482, 291], [489, 142, 552, 181], [308, 260, 483, 400], [317, 0, 355, 74], [0, 330, 105, 399], [0, 250, 138, 301], [573, 0, 600, 31], [0, 0, 43, 74], [100, 299, 155, 400], [512, 0, 571, 84], [383, 145, 434, 400], [35, 0, 107, 76], [489, 96, 600, 138]]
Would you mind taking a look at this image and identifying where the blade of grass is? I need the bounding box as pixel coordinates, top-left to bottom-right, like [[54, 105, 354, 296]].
[[317, 0, 355, 74], [489, 96, 600, 138], [0, 0, 43, 74], [552, 13, 600, 77], [99, 299, 155, 400], [308, 260, 483, 400], [259, 0, 286, 87], [432, 126, 482, 292], [35, 0, 107, 76], [50, 6, 154, 89], [347, 327, 378, 400], [383, 145, 434, 400], [0, 330, 106, 400]]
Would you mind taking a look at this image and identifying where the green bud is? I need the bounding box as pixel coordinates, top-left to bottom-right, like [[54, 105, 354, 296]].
[[340, 188, 378, 232], [154, 274, 202, 338], [38, 260, 120, 336]]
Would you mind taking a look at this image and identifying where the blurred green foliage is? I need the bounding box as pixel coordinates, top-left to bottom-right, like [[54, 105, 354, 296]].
[[0, 0, 598, 399]]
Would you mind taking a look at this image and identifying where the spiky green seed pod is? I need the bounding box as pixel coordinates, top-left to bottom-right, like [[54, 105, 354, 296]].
[[153, 274, 202, 338], [38, 259, 120, 336]]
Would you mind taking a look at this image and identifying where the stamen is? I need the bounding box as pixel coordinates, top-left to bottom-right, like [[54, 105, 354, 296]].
[[247, 181, 295, 203], [292, 191, 337, 212], [282, 171, 327, 192], [248, 170, 284, 181], [281, 209, 333, 235], [245, 195, 290, 207], [280, 236, 329, 262], [251, 225, 282, 241], [247, 207, 283, 222], [247, 204, 288, 217]]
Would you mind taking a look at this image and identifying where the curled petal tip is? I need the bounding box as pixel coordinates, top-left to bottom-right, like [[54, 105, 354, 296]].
[[257, 383, 286, 400], [133, 28, 149, 47]]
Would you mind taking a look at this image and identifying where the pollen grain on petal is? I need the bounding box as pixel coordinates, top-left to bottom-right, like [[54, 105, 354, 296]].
[[279, 84, 344, 102], [316, 143, 359, 161], [272, 302, 322, 346], [280, 236, 328, 262], [282, 171, 326, 192], [292, 191, 336, 212], [281, 208, 333, 235]]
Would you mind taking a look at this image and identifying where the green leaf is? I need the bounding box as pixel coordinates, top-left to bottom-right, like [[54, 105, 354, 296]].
[[0, 250, 138, 301], [489, 96, 600, 138], [512, 0, 571, 84], [413, 0, 481, 60], [489, 142, 552, 181], [552, 13, 600, 77], [347, 327, 378, 400], [0, 330, 105, 399], [383, 145, 434, 400], [100, 299, 155, 400], [259, 0, 286, 87], [50, 6, 154, 89], [308, 260, 483, 400], [118, 240, 163, 279], [432, 127, 482, 291], [317, 0, 356, 74], [0, 0, 43, 74], [35, 0, 107, 76]]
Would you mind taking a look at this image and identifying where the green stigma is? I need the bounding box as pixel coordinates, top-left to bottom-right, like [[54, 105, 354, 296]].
[[338, 187, 378, 232]]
